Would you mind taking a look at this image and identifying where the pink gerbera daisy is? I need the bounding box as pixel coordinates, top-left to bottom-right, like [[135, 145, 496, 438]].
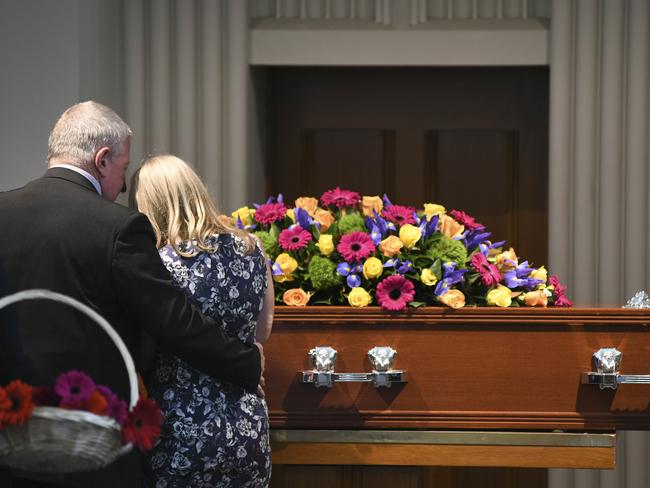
[[54, 370, 96, 405], [98, 385, 129, 426], [320, 187, 360, 208], [279, 226, 312, 251], [549, 275, 573, 307], [470, 253, 501, 287], [376, 275, 415, 311], [450, 210, 484, 230], [382, 205, 416, 225], [254, 202, 287, 225], [337, 232, 376, 262]]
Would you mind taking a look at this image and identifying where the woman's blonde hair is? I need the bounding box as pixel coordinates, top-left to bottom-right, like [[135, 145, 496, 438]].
[[129, 154, 255, 256]]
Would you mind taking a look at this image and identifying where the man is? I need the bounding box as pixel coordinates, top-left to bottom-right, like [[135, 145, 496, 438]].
[[0, 101, 264, 487]]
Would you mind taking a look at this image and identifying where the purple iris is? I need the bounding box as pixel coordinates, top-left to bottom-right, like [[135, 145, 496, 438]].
[[255, 193, 284, 209], [366, 211, 391, 238], [434, 262, 467, 296], [421, 214, 439, 239], [235, 215, 257, 232], [397, 260, 413, 274], [369, 224, 382, 245], [294, 207, 315, 231], [479, 240, 506, 256], [347, 274, 361, 288], [383, 258, 399, 269], [465, 228, 491, 252], [271, 260, 284, 276], [337, 262, 363, 288], [382, 194, 393, 208], [502, 261, 543, 290]]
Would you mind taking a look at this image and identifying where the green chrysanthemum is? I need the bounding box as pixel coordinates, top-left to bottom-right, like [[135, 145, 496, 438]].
[[337, 212, 366, 235], [426, 236, 468, 267], [254, 230, 280, 258], [308, 256, 342, 291]]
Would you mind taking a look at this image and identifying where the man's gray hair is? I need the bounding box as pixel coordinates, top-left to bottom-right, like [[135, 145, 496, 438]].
[[47, 101, 132, 165]]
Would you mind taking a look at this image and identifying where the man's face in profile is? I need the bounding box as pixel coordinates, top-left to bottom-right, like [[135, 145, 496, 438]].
[[100, 139, 131, 202]]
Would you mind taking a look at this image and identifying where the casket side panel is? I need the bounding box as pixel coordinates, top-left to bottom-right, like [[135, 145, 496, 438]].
[[265, 307, 650, 430]]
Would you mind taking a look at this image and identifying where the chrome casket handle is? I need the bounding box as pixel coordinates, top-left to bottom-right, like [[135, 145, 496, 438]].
[[299, 346, 407, 388], [581, 347, 650, 389]]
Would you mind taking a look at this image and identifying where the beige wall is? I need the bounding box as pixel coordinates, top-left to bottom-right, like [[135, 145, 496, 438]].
[[0, 0, 123, 192]]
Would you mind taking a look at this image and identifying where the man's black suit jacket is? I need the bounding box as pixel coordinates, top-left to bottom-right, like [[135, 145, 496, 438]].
[[0, 167, 261, 395], [0, 168, 262, 486]]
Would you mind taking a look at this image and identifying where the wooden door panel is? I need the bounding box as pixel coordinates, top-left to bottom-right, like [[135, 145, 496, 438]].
[[302, 129, 395, 198], [426, 129, 518, 248], [271, 66, 549, 265]]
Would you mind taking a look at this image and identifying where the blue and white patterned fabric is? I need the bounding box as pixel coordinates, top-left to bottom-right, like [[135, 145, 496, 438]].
[[145, 233, 271, 488]]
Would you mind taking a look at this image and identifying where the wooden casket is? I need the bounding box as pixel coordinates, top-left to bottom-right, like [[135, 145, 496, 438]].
[[264, 306, 650, 469]]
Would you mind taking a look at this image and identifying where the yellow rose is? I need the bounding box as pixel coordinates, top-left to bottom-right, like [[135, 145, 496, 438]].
[[399, 224, 422, 249], [524, 290, 548, 307], [361, 196, 383, 217], [439, 289, 465, 309], [348, 287, 372, 307], [423, 203, 445, 220], [495, 248, 518, 272], [274, 253, 298, 282], [317, 234, 335, 256], [286, 208, 295, 222], [363, 257, 383, 279], [283, 288, 310, 306], [530, 266, 547, 284], [378, 235, 403, 258], [295, 197, 319, 216], [314, 209, 335, 232], [420, 268, 438, 286], [486, 285, 512, 307], [231, 206, 255, 226]]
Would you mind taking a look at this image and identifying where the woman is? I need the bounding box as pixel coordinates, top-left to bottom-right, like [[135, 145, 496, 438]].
[[130, 155, 274, 488]]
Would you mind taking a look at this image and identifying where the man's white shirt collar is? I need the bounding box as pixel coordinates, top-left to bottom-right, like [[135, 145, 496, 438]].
[[49, 164, 102, 195]]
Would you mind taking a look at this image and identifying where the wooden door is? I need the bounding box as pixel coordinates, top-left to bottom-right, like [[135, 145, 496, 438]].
[[270, 66, 549, 266]]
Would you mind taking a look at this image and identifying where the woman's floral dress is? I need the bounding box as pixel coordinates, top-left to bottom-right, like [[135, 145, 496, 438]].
[[145, 233, 270, 488]]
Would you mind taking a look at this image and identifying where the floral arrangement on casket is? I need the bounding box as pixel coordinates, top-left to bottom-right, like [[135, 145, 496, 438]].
[[0, 370, 162, 452], [231, 188, 573, 311]]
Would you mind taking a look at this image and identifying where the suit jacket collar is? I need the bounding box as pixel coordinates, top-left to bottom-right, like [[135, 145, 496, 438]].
[[43, 167, 100, 195]]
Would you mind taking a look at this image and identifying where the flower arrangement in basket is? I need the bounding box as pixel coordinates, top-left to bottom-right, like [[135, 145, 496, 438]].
[[230, 188, 573, 310], [0, 289, 163, 474]]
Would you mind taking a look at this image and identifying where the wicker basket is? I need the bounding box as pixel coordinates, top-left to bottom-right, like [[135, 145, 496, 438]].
[[0, 289, 138, 473]]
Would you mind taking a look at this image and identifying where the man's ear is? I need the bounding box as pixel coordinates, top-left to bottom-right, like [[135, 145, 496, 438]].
[[93, 147, 111, 176]]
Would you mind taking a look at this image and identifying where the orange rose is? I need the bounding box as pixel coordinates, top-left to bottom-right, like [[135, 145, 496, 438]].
[[283, 288, 310, 306], [361, 195, 383, 217], [378, 235, 403, 258], [439, 214, 464, 239], [295, 197, 319, 216], [439, 289, 466, 309], [524, 290, 548, 307], [314, 209, 335, 232]]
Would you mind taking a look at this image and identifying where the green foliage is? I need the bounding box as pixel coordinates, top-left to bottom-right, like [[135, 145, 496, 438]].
[[254, 230, 280, 258], [337, 211, 366, 235], [308, 256, 343, 291], [425, 236, 468, 267]]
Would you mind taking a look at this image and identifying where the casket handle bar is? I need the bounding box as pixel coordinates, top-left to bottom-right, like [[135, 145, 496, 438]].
[[582, 347, 650, 390], [299, 346, 407, 388]]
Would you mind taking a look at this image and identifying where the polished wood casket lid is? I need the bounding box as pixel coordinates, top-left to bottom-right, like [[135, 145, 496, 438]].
[[264, 306, 650, 431]]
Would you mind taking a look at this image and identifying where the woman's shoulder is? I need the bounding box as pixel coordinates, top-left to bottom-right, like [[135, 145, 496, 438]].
[[214, 232, 262, 258]]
